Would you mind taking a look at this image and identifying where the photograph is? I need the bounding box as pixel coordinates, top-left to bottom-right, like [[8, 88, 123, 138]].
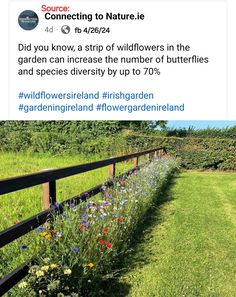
[[0, 120, 236, 296]]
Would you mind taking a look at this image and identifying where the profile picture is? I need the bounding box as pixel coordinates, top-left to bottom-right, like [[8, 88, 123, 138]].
[[18, 10, 39, 30]]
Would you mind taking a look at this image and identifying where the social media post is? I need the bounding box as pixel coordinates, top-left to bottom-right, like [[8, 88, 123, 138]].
[[9, 0, 227, 120]]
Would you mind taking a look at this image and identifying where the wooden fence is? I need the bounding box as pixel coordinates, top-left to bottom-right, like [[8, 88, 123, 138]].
[[0, 147, 166, 295]]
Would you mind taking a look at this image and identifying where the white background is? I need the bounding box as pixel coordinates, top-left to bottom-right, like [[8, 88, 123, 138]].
[[0, 0, 235, 120]]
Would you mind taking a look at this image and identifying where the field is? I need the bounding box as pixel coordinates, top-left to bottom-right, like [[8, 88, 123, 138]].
[[0, 152, 136, 230], [107, 171, 236, 297], [1, 153, 236, 296]]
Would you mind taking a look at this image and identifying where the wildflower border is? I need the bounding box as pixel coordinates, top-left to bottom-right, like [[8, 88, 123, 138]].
[[0, 147, 167, 296]]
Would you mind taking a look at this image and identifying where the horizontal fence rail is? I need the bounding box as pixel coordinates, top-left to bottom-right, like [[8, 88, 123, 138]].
[[0, 148, 166, 196], [0, 147, 167, 296]]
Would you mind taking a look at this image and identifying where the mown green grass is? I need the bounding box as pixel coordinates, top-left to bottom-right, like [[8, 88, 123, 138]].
[[0, 152, 137, 230], [107, 171, 236, 297]]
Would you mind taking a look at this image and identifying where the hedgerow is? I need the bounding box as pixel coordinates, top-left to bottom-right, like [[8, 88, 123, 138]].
[[0, 122, 235, 170]]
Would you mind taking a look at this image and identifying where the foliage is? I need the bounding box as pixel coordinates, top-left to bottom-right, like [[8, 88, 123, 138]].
[[161, 125, 236, 138], [125, 134, 236, 170], [119, 121, 167, 131], [0, 121, 235, 170]]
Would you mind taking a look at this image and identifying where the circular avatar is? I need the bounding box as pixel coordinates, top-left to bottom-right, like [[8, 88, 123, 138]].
[[18, 10, 39, 30]]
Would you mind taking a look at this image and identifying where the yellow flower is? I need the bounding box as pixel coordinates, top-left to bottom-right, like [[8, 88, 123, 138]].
[[36, 270, 45, 277], [87, 262, 94, 268], [40, 232, 47, 237], [45, 234, 52, 240], [40, 232, 52, 241], [18, 281, 27, 289], [63, 268, 72, 275], [41, 265, 49, 272], [50, 263, 58, 269]]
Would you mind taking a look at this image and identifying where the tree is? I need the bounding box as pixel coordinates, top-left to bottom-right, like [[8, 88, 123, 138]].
[[119, 121, 167, 131]]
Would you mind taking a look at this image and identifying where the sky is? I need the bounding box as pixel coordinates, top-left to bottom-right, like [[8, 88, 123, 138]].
[[167, 121, 236, 129]]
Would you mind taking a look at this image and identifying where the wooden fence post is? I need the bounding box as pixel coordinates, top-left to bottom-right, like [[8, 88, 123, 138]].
[[41, 169, 56, 210], [133, 156, 139, 168], [43, 180, 56, 209], [108, 163, 116, 179], [148, 152, 154, 162], [163, 148, 167, 156]]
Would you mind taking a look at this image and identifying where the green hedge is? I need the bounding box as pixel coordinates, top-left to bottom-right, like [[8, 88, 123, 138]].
[[0, 123, 235, 170], [125, 134, 236, 170]]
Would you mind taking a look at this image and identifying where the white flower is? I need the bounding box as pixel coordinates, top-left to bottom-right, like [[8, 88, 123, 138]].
[[43, 257, 50, 263], [63, 268, 72, 275], [18, 281, 27, 288], [36, 270, 45, 277]]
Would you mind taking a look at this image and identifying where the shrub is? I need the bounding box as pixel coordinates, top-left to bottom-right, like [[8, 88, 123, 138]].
[[0, 121, 235, 170], [125, 134, 236, 170]]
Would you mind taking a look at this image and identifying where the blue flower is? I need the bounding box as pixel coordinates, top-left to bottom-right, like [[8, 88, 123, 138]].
[[82, 213, 87, 218], [73, 247, 78, 253], [36, 226, 45, 232], [21, 244, 27, 250], [81, 205, 87, 211], [70, 203, 75, 208], [55, 202, 60, 208]]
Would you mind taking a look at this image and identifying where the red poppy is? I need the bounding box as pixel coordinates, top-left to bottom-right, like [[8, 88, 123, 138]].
[[117, 217, 123, 222], [105, 243, 113, 249], [102, 228, 109, 234], [98, 239, 106, 245]]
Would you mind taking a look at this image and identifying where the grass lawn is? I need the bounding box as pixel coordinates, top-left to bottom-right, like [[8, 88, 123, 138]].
[[107, 171, 236, 297], [0, 152, 136, 230]]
